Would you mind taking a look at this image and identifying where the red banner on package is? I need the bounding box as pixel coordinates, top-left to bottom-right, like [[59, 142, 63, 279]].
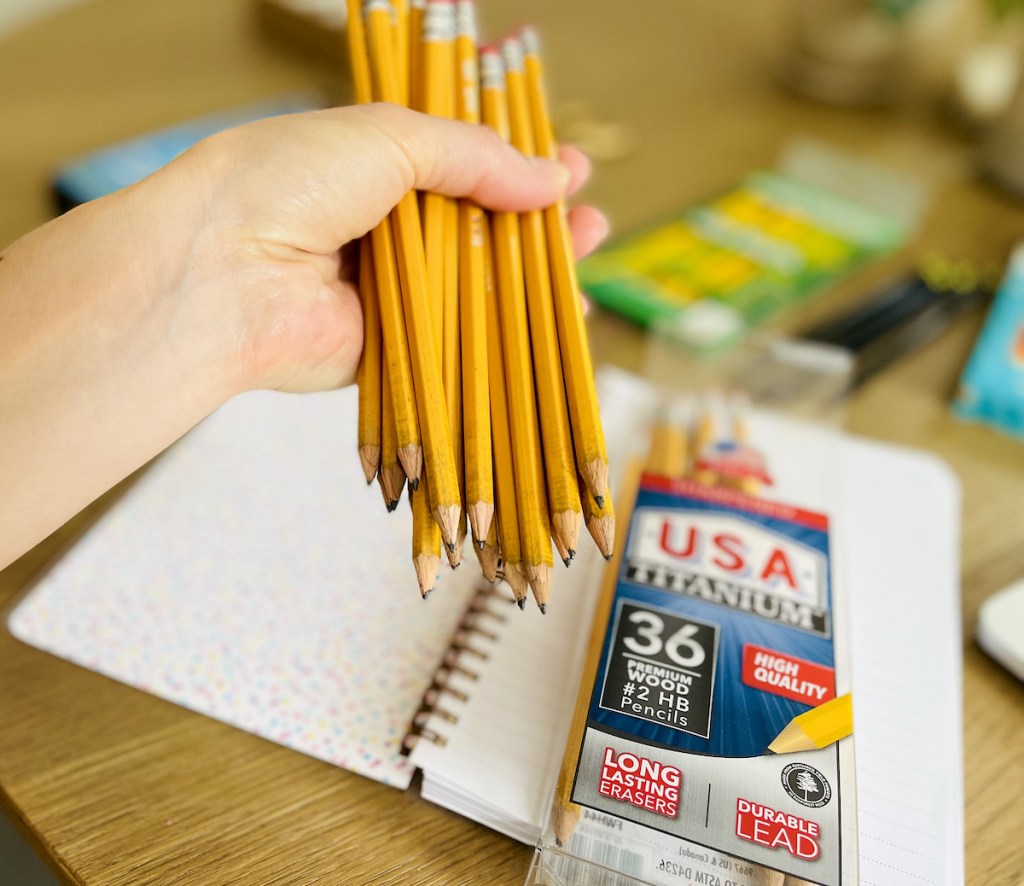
[[741, 644, 835, 706]]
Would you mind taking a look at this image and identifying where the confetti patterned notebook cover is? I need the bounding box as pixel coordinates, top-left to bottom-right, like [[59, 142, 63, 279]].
[[7, 387, 479, 789]]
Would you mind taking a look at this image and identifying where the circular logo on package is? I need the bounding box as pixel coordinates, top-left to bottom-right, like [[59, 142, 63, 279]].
[[781, 762, 832, 808]]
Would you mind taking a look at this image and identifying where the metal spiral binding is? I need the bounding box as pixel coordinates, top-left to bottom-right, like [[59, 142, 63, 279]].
[[402, 582, 507, 751]]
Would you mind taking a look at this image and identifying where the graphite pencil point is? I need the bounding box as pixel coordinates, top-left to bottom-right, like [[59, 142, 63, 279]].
[[387, 500, 399, 513], [604, 553, 613, 561], [568, 548, 576, 559], [539, 603, 547, 615], [410, 477, 420, 492], [476, 539, 485, 551], [517, 597, 526, 610], [562, 557, 570, 568], [594, 495, 605, 508]]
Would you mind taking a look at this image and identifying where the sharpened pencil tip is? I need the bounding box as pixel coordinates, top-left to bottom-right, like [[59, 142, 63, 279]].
[[568, 548, 576, 560], [517, 597, 526, 610], [539, 603, 547, 615], [451, 561, 460, 569], [446, 542, 455, 553], [387, 501, 398, 513], [594, 495, 605, 508], [764, 748, 776, 755], [604, 553, 613, 561], [410, 478, 420, 492], [476, 539, 485, 550], [421, 589, 432, 600], [562, 557, 570, 568]]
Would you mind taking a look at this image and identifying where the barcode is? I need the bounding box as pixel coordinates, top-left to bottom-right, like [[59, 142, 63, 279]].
[[543, 834, 646, 885]]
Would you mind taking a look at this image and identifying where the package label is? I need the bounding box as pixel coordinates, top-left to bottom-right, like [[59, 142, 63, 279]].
[[568, 476, 852, 885]]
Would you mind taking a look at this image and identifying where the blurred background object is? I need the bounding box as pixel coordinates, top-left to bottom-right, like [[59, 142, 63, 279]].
[[2, 0, 1024, 883]]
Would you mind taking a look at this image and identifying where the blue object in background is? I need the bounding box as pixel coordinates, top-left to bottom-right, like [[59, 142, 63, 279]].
[[52, 93, 322, 210], [954, 246, 1024, 439]]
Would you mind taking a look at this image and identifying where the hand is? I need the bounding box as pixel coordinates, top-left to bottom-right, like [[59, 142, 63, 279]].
[[0, 102, 608, 568], [164, 102, 608, 394]]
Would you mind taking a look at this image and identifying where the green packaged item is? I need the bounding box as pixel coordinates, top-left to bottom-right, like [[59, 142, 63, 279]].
[[578, 170, 908, 351]]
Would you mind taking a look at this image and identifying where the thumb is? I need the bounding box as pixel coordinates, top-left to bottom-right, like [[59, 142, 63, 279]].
[[236, 103, 571, 252], [347, 102, 572, 211]]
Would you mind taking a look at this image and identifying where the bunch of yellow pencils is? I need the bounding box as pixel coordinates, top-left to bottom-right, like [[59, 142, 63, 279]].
[[347, 0, 611, 611]]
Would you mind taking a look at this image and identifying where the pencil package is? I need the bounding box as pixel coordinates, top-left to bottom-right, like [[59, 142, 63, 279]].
[[531, 396, 858, 885]]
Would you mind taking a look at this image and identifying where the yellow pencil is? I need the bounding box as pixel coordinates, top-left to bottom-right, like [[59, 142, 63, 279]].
[[392, 0, 410, 107], [729, 391, 761, 496], [420, 2, 454, 317], [345, 0, 373, 104], [691, 391, 720, 485], [581, 472, 615, 561], [552, 460, 642, 846], [475, 509, 500, 582], [521, 27, 609, 507], [356, 236, 382, 484], [455, 2, 493, 549], [767, 693, 853, 755], [483, 221, 526, 610], [646, 398, 690, 480], [365, 0, 462, 548], [480, 47, 553, 591], [407, 0, 426, 112], [377, 367, 406, 510], [349, 0, 423, 488], [419, 1, 464, 567], [349, 0, 381, 486], [411, 475, 442, 598], [503, 36, 582, 564]]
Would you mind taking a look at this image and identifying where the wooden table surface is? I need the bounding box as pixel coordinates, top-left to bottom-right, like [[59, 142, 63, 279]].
[[2, 0, 1023, 883]]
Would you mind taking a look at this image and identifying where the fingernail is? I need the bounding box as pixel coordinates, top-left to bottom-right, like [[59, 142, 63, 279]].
[[555, 162, 571, 194]]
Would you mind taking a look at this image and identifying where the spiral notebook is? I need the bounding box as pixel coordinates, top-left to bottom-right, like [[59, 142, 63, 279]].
[[6, 369, 963, 884]]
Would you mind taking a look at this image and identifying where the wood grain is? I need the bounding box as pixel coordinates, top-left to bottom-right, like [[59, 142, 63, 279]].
[[2, 0, 1023, 883]]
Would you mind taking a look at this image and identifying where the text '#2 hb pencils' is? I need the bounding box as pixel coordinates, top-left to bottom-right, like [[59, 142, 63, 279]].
[[349, 1, 612, 609]]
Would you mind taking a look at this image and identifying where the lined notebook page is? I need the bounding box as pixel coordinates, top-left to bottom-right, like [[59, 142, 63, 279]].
[[410, 546, 605, 842], [8, 387, 478, 789], [842, 440, 964, 886]]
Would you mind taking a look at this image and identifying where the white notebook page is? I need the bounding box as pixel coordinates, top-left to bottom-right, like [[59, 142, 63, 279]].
[[8, 387, 479, 789]]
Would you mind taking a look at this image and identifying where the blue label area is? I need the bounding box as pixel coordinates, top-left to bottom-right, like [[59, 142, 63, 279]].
[[587, 483, 835, 758]]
